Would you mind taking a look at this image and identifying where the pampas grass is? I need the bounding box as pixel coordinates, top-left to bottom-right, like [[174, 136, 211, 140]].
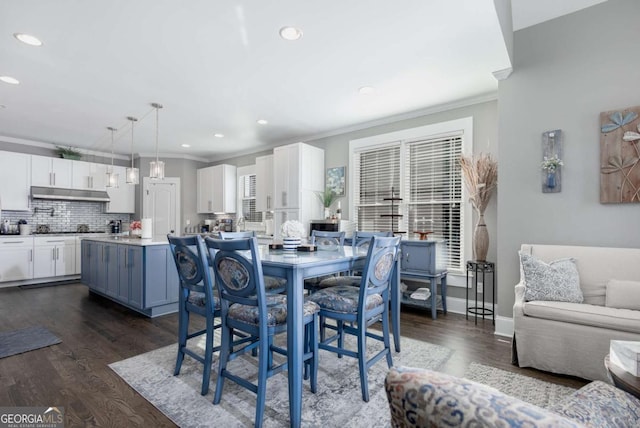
[[459, 153, 498, 214]]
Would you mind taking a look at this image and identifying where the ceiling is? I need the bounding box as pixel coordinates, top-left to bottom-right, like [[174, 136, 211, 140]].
[[0, 1, 602, 161]]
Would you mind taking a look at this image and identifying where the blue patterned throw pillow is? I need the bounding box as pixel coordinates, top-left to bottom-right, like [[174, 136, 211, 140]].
[[519, 252, 583, 303]]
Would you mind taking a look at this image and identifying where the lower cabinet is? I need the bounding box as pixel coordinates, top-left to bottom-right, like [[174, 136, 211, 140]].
[[81, 240, 178, 317], [33, 237, 76, 279], [0, 237, 33, 282], [117, 245, 143, 308]]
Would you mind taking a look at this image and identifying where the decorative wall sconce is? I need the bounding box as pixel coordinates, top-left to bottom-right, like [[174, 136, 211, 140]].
[[541, 129, 563, 193]]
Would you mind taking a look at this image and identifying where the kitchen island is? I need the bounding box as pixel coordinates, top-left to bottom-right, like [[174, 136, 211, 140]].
[[80, 237, 179, 317]]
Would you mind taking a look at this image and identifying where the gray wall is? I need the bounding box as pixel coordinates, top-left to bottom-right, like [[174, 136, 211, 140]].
[[497, 0, 640, 317]]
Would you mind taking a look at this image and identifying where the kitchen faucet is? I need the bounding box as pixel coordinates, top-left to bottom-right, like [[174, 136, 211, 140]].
[[237, 216, 245, 232]]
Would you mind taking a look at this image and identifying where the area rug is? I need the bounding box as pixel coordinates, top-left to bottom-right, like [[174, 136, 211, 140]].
[[0, 326, 61, 359], [110, 334, 453, 427], [464, 362, 576, 409]]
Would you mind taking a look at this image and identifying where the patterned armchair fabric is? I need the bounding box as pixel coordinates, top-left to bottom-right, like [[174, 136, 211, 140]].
[[385, 366, 640, 428], [385, 367, 581, 427]]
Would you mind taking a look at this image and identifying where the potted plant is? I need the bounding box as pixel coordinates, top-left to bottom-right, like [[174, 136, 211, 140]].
[[55, 146, 82, 160], [315, 189, 342, 219]]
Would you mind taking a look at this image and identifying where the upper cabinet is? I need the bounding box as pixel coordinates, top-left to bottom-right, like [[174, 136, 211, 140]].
[[255, 155, 274, 212], [273, 143, 324, 210], [72, 161, 107, 190], [0, 151, 31, 210], [197, 164, 237, 213], [31, 155, 73, 188], [105, 165, 135, 213]]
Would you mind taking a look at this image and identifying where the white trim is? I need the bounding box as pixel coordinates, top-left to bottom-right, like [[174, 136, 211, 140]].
[[0, 135, 130, 161], [137, 152, 210, 163], [495, 316, 514, 338], [492, 68, 513, 81], [348, 117, 474, 269]]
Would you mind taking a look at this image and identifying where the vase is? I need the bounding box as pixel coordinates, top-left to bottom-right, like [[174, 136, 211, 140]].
[[473, 213, 489, 262], [282, 237, 301, 251], [324, 207, 331, 219], [546, 171, 556, 189]]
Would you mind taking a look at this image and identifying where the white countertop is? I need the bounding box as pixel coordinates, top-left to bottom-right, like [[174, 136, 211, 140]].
[[80, 236, 169, 246]]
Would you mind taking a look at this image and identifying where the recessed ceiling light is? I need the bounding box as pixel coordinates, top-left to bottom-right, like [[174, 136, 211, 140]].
[[279, 26, 303, 41], [214, 133, 224, 138], [257, 119, 268, 125], [13, 33, 43, 46], [0, 76, 20, 85], [181, 144, 191, 148], [358, 86, 375, 95]]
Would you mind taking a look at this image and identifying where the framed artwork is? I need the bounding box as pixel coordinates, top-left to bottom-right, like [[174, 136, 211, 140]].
[[326, 166, 346, 196], [600, 105, 640, 203]]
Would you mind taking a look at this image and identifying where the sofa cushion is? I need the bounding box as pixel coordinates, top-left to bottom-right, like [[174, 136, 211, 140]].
[[523, 300, 640, 334], [550, 380, 640, 428], [520, 252, 583, 303], [606, 279, 640, 310]]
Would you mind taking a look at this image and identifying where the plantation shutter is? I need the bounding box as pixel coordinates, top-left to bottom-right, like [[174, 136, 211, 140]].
[[353, 144, 401, 232], [404, 133, 464, 272]]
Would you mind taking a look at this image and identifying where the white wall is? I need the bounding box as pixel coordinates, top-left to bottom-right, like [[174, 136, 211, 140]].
[[497, 0, 640, 317]]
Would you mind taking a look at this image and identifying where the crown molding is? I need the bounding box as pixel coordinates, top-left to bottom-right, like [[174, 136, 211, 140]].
[[137, 152, 209, 163], [0, 135, 130, 161], [492, 67, 513, 81]]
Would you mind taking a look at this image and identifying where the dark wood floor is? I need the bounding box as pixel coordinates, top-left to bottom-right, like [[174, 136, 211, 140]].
[[0, 283, 588, 426]]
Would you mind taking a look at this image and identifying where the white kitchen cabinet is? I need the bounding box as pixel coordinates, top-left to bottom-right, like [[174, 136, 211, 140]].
[[255, 154, 274, 212], [33, 236, 76, 278], [197, 164, 236, 213], [105, 165, 135, 213], [72, 160, 107, 190], [31, 155, 73, 188], [0, 151, 31, 210], [0, 237, 33, 282], [273, 143, 324, 239]]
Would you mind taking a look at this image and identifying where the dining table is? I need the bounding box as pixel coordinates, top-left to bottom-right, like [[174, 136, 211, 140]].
[[258, 244, 401, 427]]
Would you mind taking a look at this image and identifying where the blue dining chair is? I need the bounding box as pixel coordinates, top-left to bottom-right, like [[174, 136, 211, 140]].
[[315, 231, 393, 288], [304, 230, 346, 293], [167, 234, 221, 396], [219, 230, 287, 294], [204, 236, 320, 428], [308, 235, 401, 402]]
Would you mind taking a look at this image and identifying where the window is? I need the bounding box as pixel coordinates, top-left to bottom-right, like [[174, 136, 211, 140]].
[[239, 174, 261, 222], [350, 118, 472, 273]]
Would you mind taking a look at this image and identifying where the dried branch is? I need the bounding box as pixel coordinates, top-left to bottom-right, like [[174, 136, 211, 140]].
[[459, 153, 498, 214]]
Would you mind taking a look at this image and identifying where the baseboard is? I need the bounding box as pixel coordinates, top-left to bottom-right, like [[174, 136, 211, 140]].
[[405, 296, 512, 338], [495, 316, 514, 338]]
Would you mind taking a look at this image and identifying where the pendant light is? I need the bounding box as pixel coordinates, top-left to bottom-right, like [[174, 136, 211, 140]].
[[149, 102, 164, 180], [126, 116, 139, 184], [105, 127, 119, 188]]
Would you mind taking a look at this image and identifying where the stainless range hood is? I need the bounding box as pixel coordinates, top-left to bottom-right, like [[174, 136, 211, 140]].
[[31, 186, 110, 202]]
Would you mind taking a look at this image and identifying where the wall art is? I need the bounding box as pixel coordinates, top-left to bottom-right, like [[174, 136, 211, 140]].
[[600, 105, 640, 203], [541, 130, 563, 193], [326, 166, 346, 196]]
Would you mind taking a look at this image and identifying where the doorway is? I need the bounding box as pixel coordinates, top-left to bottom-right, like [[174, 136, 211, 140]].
[[142, 177, 181, 240]]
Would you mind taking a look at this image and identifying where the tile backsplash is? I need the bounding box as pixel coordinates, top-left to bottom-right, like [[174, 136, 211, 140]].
[[2, 200, 130, 232]]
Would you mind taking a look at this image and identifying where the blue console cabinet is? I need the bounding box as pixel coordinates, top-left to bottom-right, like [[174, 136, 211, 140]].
[[399, 240, 448, 320]]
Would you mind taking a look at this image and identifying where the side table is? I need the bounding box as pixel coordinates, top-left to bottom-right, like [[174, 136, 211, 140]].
[[605, 354, 640, 399], [466, 260, 496, 325]]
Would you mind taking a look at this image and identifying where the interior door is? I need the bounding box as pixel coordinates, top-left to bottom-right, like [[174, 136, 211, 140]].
[[143, 177, 181, 241]]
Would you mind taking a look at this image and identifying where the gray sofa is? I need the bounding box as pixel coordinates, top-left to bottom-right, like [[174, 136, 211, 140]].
[[385, 366, 640, 427], [513, 244, 640, 381]]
